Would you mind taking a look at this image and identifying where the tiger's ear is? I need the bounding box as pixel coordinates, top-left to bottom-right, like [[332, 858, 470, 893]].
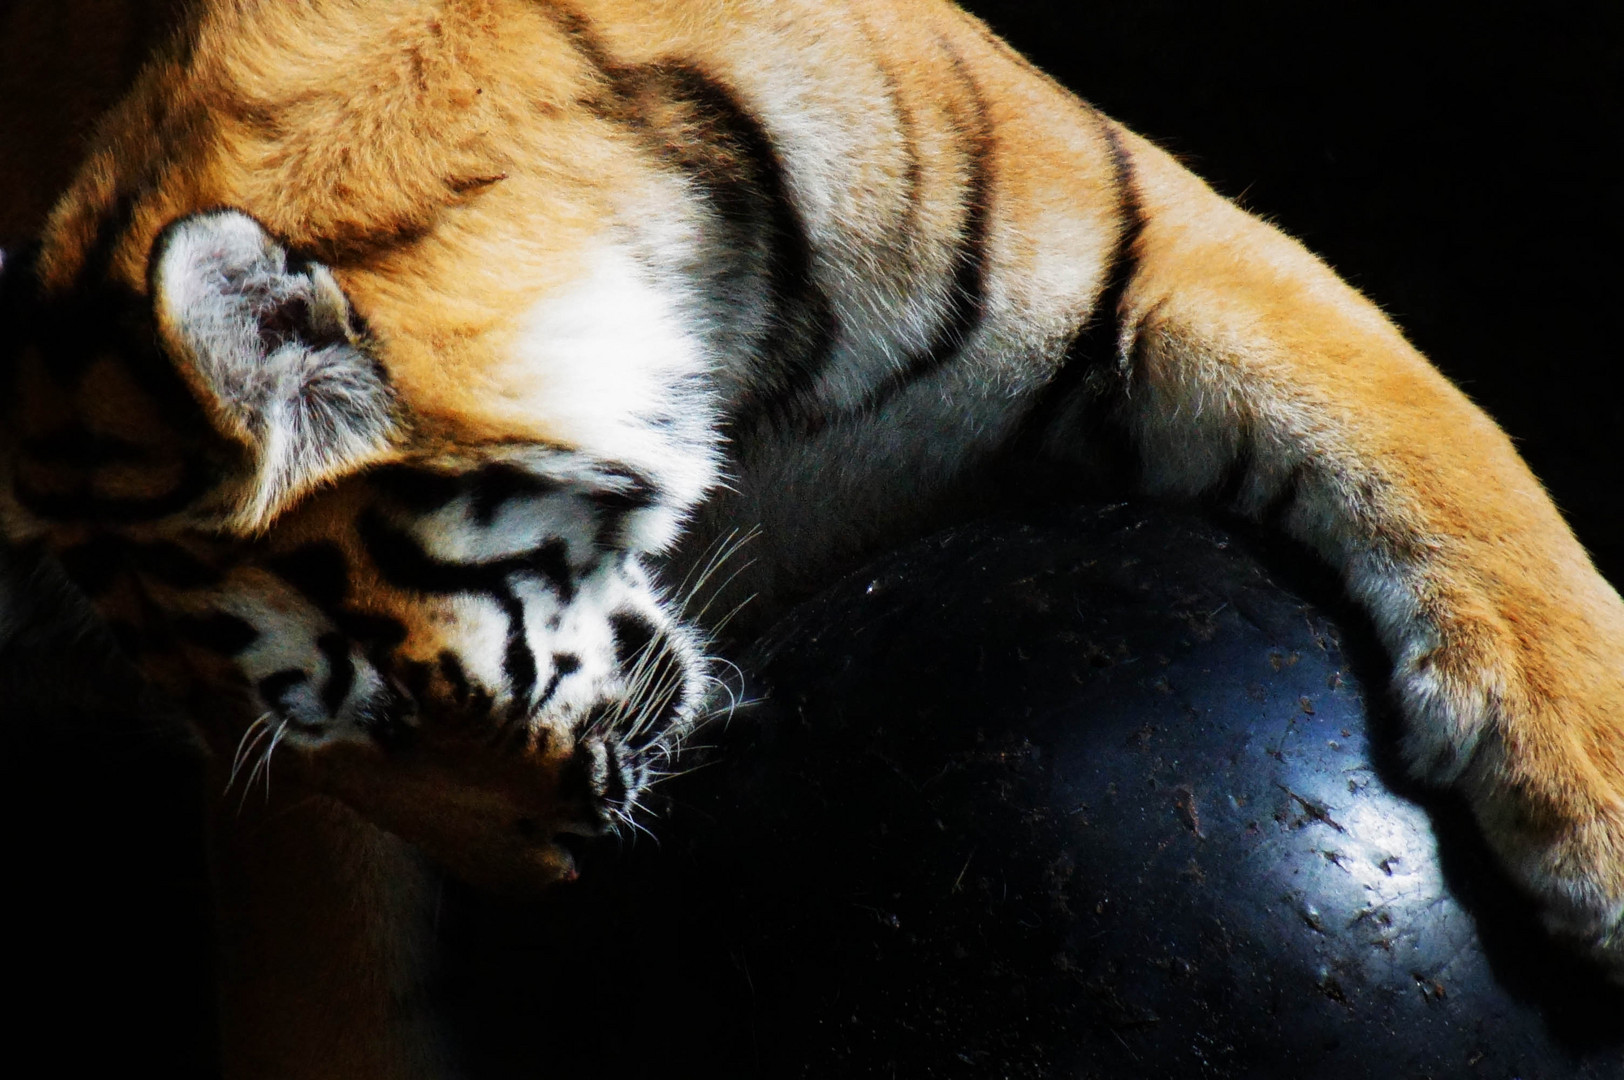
[[150, 210, 398, 532]]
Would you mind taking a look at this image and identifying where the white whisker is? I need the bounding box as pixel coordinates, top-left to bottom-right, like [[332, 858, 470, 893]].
[[676, 527, 759, 620], [259, 719, 291, 799], [239, 719, 290, 812], [224, 714, 274, 797], [669, 527, 746, 609]]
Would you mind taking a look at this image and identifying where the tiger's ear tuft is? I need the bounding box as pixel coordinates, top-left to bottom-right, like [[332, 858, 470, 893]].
[[150, 210, 398, 532]]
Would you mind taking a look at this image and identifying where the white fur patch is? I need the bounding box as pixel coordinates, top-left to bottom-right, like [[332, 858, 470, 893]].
[[504, 243, 720, 551]]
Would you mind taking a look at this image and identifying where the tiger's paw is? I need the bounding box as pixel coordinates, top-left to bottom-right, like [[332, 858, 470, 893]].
[[1468, 754, 1624, 983], [1391, 620, 1624, 982]]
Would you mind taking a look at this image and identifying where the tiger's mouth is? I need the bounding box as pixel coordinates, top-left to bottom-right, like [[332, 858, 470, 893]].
[[222, 621, 709, 890]]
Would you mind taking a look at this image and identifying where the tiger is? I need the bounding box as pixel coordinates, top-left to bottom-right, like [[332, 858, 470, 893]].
[[1, 0, 1621, 1076]]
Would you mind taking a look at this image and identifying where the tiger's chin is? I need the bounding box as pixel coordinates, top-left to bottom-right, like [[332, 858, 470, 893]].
[[240, 709, 683, 892], [210, 623, 710, 893]]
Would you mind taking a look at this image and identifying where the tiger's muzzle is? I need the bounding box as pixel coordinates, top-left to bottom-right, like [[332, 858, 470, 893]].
[[134, 465, 712, 890]]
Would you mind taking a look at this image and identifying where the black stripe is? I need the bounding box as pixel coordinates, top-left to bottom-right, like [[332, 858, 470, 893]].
[[533, 0, 620, 76], [32, 192, 140, 385], [858, 15, 924, 239], [833, 44, 995, 424], [296, 217, 434, 269], [357, 509, 577, 707], [20, 429, 150, 468], [57, 535, 221, 591], [401, 659, 434, 703], [588, 467, 657, 549], [1014, 120, 1146, 478], [83, 192, 140, 307], [469, 464, 560, 525], [359, 509, 576, 603], [369, 462, 573, 527], [529, 654, 580, 717], [316, 632, 355, 714], [608, 612, 658, 670], [263, 541, 408, 649], [499, 591, 539, 712], [438, 651, 471, 704], [172, 610, 260, 655], [622, 63, 838, 433], [600, 743, 628, 807], [264, 543, 350, 611], [366, 463, 467, 512], [539, 6, 854, 431]]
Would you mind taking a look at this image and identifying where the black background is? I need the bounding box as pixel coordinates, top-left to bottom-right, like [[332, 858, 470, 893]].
[[962, 1, 1622, 583]]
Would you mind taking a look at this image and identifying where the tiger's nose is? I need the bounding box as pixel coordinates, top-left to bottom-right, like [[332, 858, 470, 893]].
[[356, 675, 419, 749]]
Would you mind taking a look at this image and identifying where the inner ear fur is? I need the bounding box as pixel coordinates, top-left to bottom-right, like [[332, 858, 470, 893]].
[[150, 209, 398, 532]]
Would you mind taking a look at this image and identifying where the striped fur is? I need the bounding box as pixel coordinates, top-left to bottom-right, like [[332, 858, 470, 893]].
[[2, 1, 1621, 1075]]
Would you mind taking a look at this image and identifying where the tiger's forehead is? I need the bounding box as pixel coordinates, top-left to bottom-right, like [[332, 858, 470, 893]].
[[39, 0, 604, 278], [38, 8, 621, 326]]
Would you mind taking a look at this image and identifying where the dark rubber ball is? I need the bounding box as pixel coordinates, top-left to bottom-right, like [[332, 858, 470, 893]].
[[445, 505, 1624, 1079]]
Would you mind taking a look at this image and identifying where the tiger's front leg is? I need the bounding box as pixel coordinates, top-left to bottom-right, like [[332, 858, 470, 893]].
[[205, 780, 452, 1080], [1075, 126, 1624, 975]]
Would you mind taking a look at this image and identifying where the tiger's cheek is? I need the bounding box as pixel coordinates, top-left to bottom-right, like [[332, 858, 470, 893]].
[[344, 559, 640, 740], [374, 591, 547, 726]]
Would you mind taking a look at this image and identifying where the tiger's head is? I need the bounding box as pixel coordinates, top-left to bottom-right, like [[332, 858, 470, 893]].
[[0, 3, 732, 886], [1, 206, 718, 885]]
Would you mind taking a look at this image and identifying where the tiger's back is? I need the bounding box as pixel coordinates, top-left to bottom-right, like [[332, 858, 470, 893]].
[[27, 0, 1128, 571]]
